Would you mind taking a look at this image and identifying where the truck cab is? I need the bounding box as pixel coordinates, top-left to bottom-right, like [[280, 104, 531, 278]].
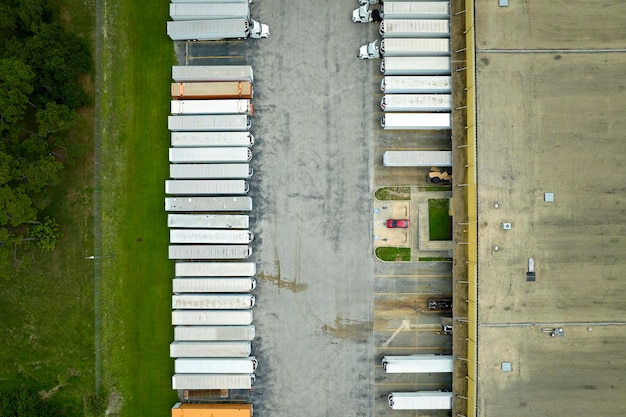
[[249, 19, 270, 38], [359, 40, 380, 59], [352, 4, 381, 23]]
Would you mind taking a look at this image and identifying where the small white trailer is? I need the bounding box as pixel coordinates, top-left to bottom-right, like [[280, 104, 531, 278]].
[[172, 65, 254, 83], [381, 38, 450, 57], [171, 132, 254, 147], [169, 147, 252, 163], [168, 214, 249, 229], [383, 151, 452, 167], [172, 374, 255, 390], [170, 100, 253, 115], [168, 245, 252, 260], [380, 57, 451, 76], [381, 76, 451, 93], [173, 325, 256, 341], [175, 262, 256, 277], [175, 357, 258, 374], [380, 94, 452, 112], [381, 2, 450, 20], [380, 113, 451, 130], [173, 278, 256, 293], [380, 19, 450, 38], [382, 355, 453, 373], [168, 115, 251, 132], [170, 164, 253, 179], [388, 392, 453, 410], [165, 180, 249, 195], [170, 229, 254, 244], [169, 3, 250, 21], [172, 309, 253, 325], [172, 294, 255, 309], [170, 341, 251, 358], [165, 196, 253, 212]]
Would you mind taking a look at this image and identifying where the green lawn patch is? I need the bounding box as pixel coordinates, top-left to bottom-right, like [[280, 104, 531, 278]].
[[375, 186, 411, 201], [375, 247, 411, 262], [428, 199, 452, 241]]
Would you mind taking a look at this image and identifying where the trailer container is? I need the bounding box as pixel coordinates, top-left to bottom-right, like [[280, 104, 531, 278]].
[[383, 151, 452, 167], [388, 392, 453, 410], [165, 180, 249, 195], [170, 164, 253, 179], [381, 2, 450, 19], [172, 403, 253, 417], [380, 113, 451, 130], [171, 0, 251, 3], [172, 294, 255, 309], [171, 132, 254, 148], [380, 19, 450, 38], [168, 245, 252, 260], [171, 81, 253, 100], [172, 66, 253, 83], [380, 57, 451, 75], [381, 76, 451, 93], [170, 100, 253, 115], [165, 196, 252, 212], [169, 3, 250, 21], [380, 94, 452, 112], [174, 325, 256, 341], [175, 357, 258, 374], [381, 38, 450, 57], [382, 355, 453, 373], [170, 229, 254, 244], [168, 214, 249, 229], [172, 374, 255, 390], [167, 19, 268, 41], [173, 278, 256, 293], [169, 147, 252, 163], [168, 115, 251, 132], [172, 309, 253, 325], [170, 341, 251, 358], [176, 262, 256, 277]]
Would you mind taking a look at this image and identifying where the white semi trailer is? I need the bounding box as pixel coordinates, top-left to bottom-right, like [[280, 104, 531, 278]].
[[173, 325, 256, 341], [388, 392, 453, 410], [171, 0, 251, 3], [172, 309, 253, 325], [175, 262, 256, 277], [173, 278, 257, 293], [380, 94, 452, 112], [165, 180, 249, 195], [170, 229, 254, 244], [170, 100, 253, 115], [171, 132, 254, 148], [381, 2, 450, 19], [167, 214, 249, 229], [165, 196, 253, 212], [380, 113, 451, 130], [381, 76, 451, 93], [166, 19, 269, 41], [169, 147, 252, 163], [175, 357, 258, 374], [172, 65, 254, 83], [359, 38, 450, 59], [380, 57, 451, 75], [172, 294, 255, 309], [172, 374, 255, 390], [168, 245, 252, 260], [380, 19, 450, 38], [382, 355, 453, 373], [170, 341, 251, 358], [383, 151, 452, 167], [170, 164, 253, 179], [168, 115, 251, 132], [169, 3, 250, 21]]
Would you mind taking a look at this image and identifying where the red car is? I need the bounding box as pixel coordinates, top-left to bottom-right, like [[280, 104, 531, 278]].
[[386, 219, 410, 228]]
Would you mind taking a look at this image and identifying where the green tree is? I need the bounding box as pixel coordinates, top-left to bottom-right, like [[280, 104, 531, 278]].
[[35, 102, 78, 137], [0, 388, 57, 417], [0, 58, 35, 126], [29, 216, 62, 252], [0, 185, 36, 227]]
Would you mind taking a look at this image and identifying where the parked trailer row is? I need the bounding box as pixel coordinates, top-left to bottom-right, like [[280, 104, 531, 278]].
[[380, 113, 451, 130], [380, 19, 450, 38], [170, 229, 254, 244], [380, 94, 452, 112], [388, 392, 453, 410], [168, 115, 251, 132], [172, 374, 255, 390], [383, 151, 452, 167], [173, 278, 256, 293], [175, 357, 258, 374], [171, 131, 254, 147], [172, 403, 253, 417], [380, 57, 451, 75], [165, 196, 253, 212], [176, 262, 257, 277], [170, 100, 253, 115], [170, 341, 251, 358], [169, 3, 250, 21], [168, 245, 252, 260], [172, 294, 255, 309], [170, 164, 253, 179], [174, 325, 256, 341], [170, 147, 252, 163], [168, 214, 249, 229], [171, 81, 253, 100], [172, 66, 254, 83], [172, 309, 253, 325], [165, 180, 249, 195], [382, 354, 453, 373], [381, 76, 451, 93], [380, 2, 450, 20]]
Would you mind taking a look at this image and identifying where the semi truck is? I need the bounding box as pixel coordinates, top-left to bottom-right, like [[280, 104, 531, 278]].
[[380, 19, 450, 38], [169, 147, 252, 163], [166, 19, 269, 41], [380, 57, 451, 75], [171, 132, 254, 147], [172, 65, 254, 83], [165, 196, 253, 212], [359, 38, 450, 59], [168, 245, 252, 260], [168, 115, 251, 132], [175, 357, 257, 374], [380, 94, 452, 112], [175, 262, 257, 277], [172, 294, 255, 309], [172, 374, 255, 390], [167, 214, 250, 229], [380, 2, 450, 19], [172, 403, 253, 417], [380, 113, 451, 130], [170, 341, 251, 358], [172, 309, 254, 325], [381, 76, 451, 93], [170, 100, 253, 115], [382, 355, 453, 373], [171, 81, 253, 100], [174, 325, 256, 341], [165, 180, 249, 195], [388, 392, 453, 410], [382, 151, 452, 167], [170, 229, 254, 244], [169, 3, 250, 21], [173, 277, 257, 293], [170, 164, 253, 179]]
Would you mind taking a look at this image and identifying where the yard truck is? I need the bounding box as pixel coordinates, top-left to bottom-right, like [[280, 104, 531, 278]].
[[174, 325, 256, 341], [173, 278, 257, 293]]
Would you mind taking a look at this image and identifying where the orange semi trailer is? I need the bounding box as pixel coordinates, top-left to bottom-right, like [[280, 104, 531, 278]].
[[172, 82, 253, 99], [172, 403, 253, 417]]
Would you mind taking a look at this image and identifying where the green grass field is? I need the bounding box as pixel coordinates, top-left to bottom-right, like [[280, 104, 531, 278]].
[[428, 199, 452, 241]]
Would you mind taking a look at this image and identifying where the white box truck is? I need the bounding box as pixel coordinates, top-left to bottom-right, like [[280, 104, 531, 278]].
[[170, 100, 253, 115], [359, 38, 450, 59], [174, 325, 256, 341], [166, 19, 269, 41], [380, 113, 451, 130], [170, 164, 253, 179], [380, 19, 450, 38], [168, 115, 251, 132], [383, 151, 452, 167], [170, 229, 254, 244], [175, 357, 258, 374], [380, 94, 452, 112], [173, 278, 257, 293], [382, 355, 453, 373], [171, 132, 254, 148], [170, 341, 251, 358], [172, 374, 255, 390], [172, 65, 253, 83], [172, 294, 255, 309], [381, 76, 451, 93], [168, 214, 249, 229], [388, 392, 453, 410], [175, 262, 256, 277], [169, 3, 250, 21], [172, 309, 253, 325], [165, 196, 253, 212], [165, 180, 249, 195], [381, 2, 450, 19], [380, 57, 451, 75], [169, 147, 252, 163], [168, 245, 252, 260]]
